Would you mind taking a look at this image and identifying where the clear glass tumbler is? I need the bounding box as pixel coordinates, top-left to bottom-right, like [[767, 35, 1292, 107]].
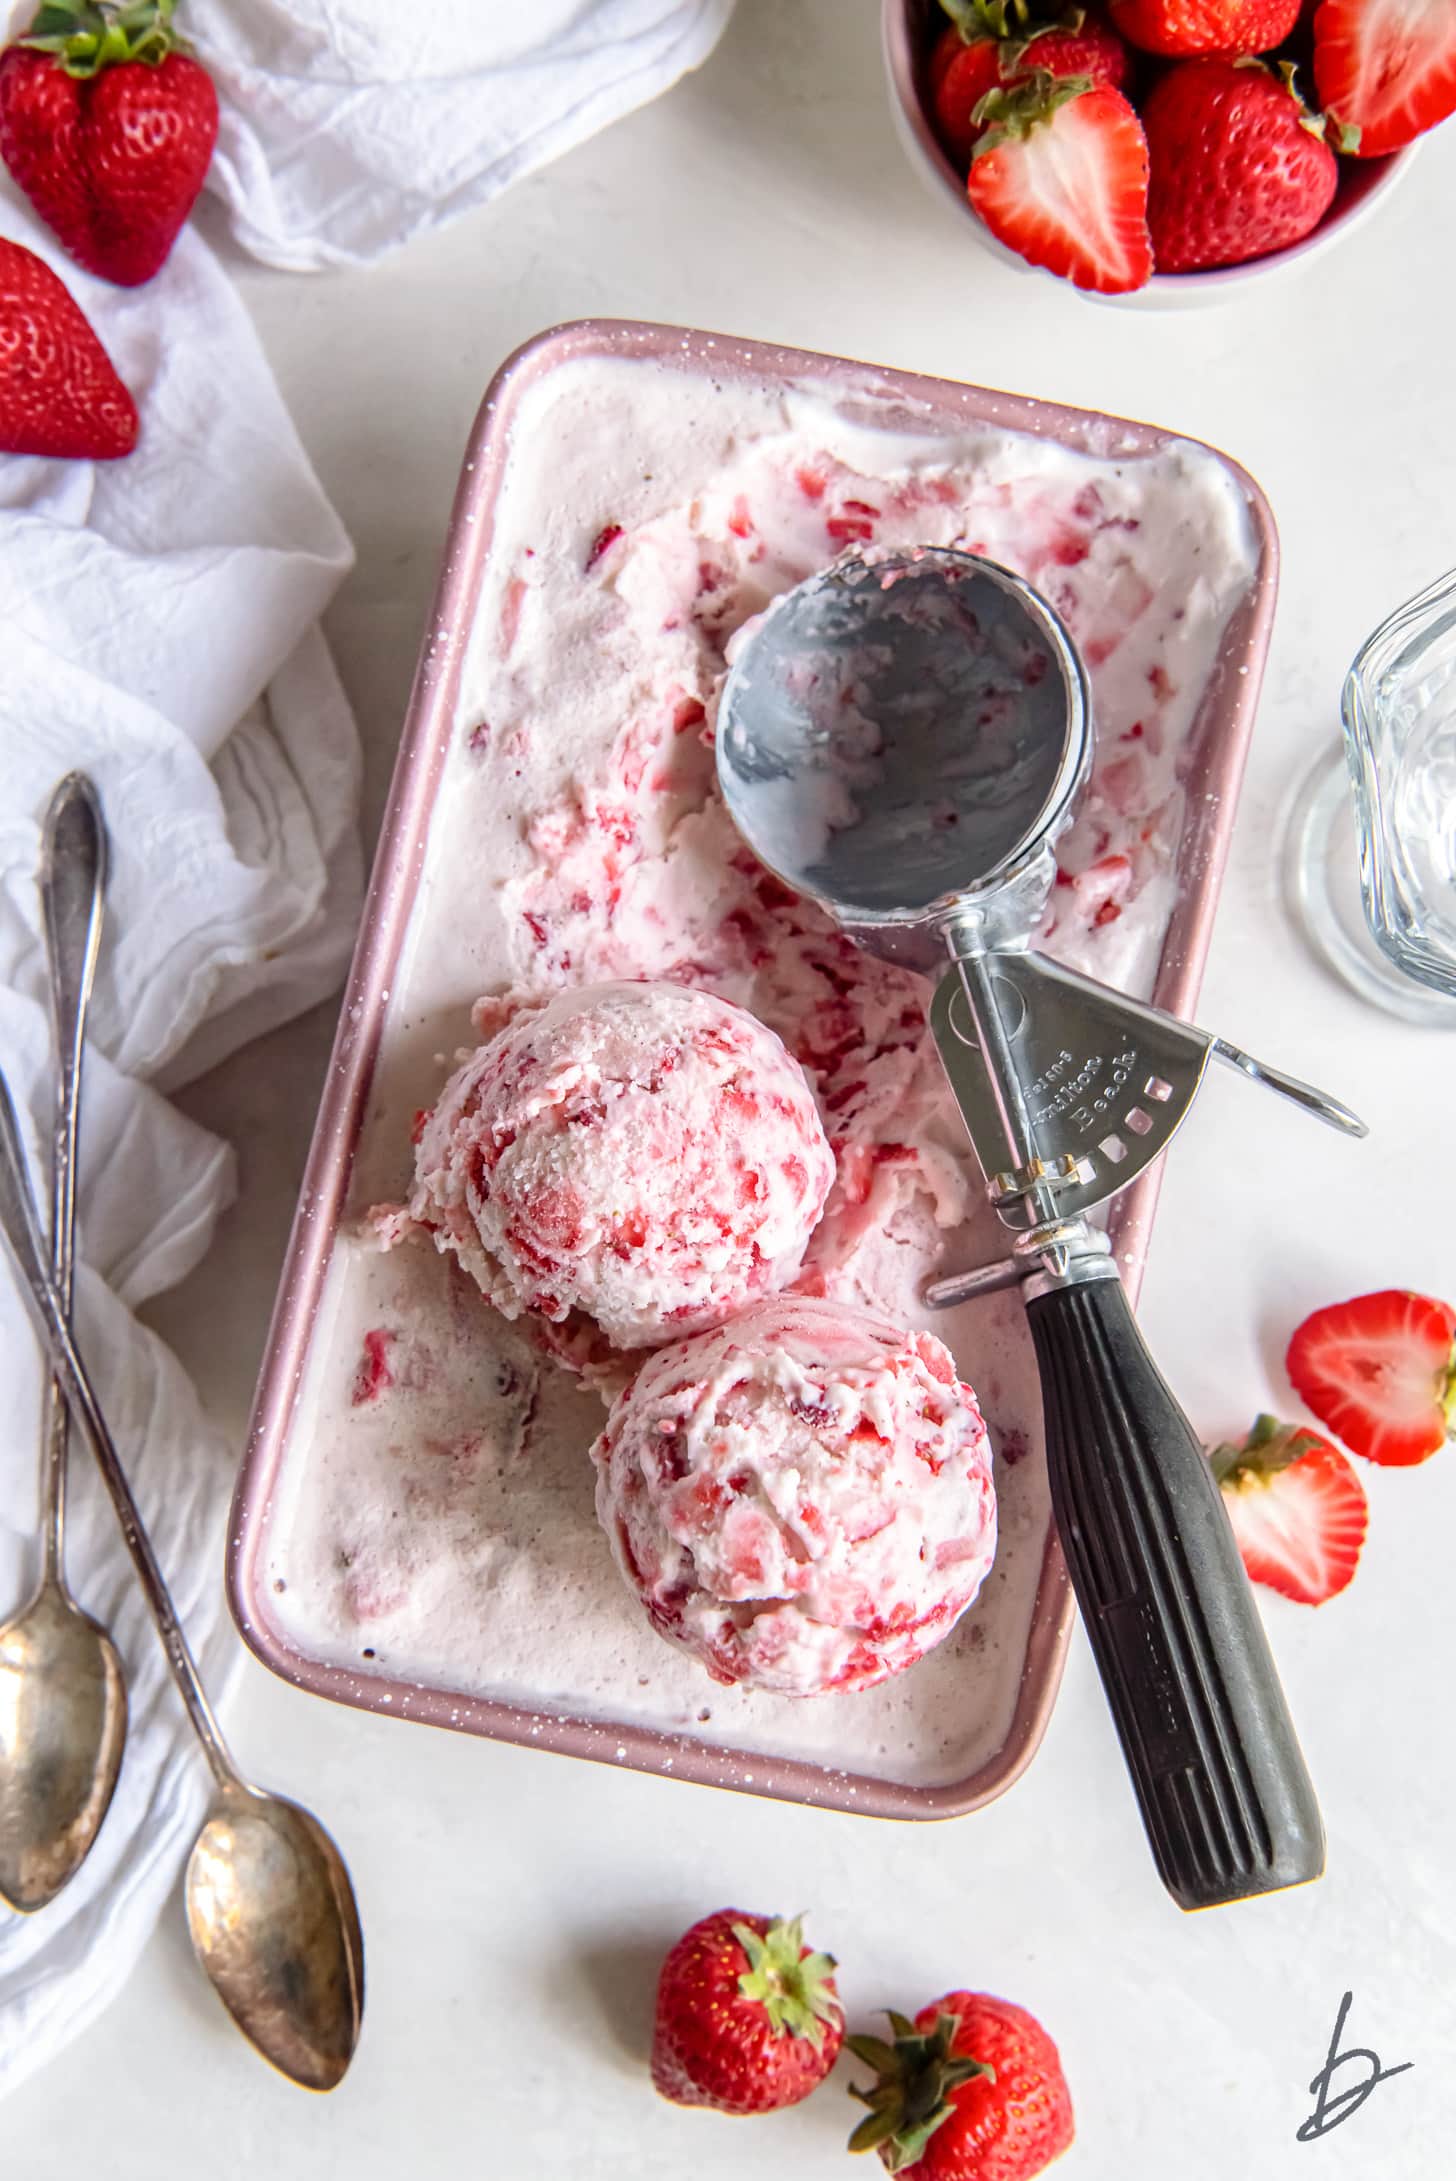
[[1289, 569, 1456, 1026]]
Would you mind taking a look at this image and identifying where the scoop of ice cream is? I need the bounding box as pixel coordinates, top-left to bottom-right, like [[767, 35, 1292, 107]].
[[409, 981, 834, 1352], [591, 1296, 997, 1696]]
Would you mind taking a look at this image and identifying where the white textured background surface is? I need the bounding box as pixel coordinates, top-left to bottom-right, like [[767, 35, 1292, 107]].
[[7, 3, 1456, 2173]]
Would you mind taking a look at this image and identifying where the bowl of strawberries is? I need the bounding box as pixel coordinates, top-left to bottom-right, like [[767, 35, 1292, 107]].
[[884, 0, 1450, 300]]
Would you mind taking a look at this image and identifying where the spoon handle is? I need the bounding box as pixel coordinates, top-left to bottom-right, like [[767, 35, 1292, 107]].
[[0, 1068, 241, 1794], [38, 774, 108, 1585]]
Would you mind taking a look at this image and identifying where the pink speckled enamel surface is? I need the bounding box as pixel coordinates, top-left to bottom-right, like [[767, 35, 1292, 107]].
[[228, 320, 1277, 1820]]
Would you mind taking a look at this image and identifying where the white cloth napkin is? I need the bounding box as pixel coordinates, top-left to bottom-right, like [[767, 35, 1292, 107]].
[[0, 185, 361, 2097], [189, 0, 738, 270], [0, 0, 730, 2097]]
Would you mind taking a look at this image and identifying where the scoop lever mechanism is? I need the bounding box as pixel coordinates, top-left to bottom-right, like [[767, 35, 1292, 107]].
[[925, 937, 1366, 1272]]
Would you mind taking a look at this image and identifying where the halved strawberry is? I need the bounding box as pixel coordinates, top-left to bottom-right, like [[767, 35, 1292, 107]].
[[1286, 1289, 1456, 1465], [1212, 1415, 1368, 1605], [1313, 0, 1456, 157], [967, 73, 1153, 293]]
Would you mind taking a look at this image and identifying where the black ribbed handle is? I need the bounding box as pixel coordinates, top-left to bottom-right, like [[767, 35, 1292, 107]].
[[1026, 1273, 1324, 1911]]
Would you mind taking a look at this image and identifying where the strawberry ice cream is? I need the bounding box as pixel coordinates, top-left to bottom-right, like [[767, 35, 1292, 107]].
[[408, 981, 834, 1353], [252, 341, 1263, 1798], [592, 1296, 997, 1697], [477, 364, 1262, 1283]]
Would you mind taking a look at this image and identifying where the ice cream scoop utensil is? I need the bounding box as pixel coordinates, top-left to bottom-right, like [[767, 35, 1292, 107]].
[[0, 1072, 364, 2088], [719, 548, 1364, 1910], [0, 775, 127, 1913]]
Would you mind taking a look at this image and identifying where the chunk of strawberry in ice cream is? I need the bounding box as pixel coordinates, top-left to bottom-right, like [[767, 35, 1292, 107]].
[[591, 1295, 996, 1696], [409, 982, 834, 1352]]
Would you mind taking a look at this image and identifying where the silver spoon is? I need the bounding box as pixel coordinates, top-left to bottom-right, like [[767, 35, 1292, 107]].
[[0, 775, 127, 1913], [0, 1070, 364, 2089]]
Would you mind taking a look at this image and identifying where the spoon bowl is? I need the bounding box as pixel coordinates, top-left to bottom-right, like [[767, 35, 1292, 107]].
[[0, 1068, 365, 2088], [0, 1582, 126, 1911], [187, 1782, 364, 2092]]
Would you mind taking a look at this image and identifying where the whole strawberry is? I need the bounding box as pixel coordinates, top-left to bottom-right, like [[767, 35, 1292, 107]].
[[1212, 1415, 1368, 1605], [651, 1908, 843, 2114], [0, 0, 218, 288], [932, 3, 1130, 167], [0, 236, 137, 457], [930, 1, 1035, 95], [1110, 0, 1301, 52], [1018, 15, 1130, 97], [932, 17, 1011, 164], [848, 1993, 1073, 2180], [1143, 58, 1338, 271]]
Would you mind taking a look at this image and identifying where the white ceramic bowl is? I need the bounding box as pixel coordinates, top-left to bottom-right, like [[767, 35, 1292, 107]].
[[882, 0, 1419, 308]]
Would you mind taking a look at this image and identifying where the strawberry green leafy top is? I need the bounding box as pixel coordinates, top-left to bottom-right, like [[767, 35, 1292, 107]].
[[847, 2011, 994, 2171], [732, 1915, 842, 2049], [20, 0, 190, 78]]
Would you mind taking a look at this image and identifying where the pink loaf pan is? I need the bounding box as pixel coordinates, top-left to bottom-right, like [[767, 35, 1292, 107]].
[[228, 321, 1278, 1821]]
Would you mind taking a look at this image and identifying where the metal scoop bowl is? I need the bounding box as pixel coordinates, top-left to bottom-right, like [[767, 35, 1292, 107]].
[[719, 547, 1363, 1911]]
